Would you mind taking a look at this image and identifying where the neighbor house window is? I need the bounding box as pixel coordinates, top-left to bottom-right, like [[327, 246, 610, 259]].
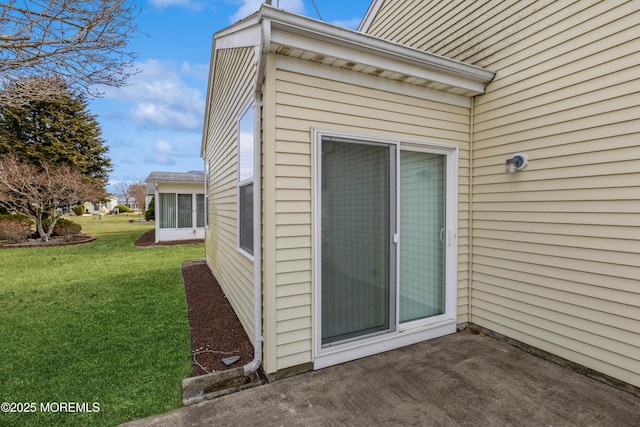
[[177, 194, 193, 228], [204, 162, 210, 229], [160, 193, 195, 229], [196, 194, 205, 228], [238, 104, 254, 256]]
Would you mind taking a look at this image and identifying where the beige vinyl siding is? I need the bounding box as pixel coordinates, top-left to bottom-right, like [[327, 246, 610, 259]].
[[203, 46, 257, 343], [262, 53, 471, 373], [367, 1, 640, 387]]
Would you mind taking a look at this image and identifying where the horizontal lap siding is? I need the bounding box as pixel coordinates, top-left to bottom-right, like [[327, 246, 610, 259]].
[[367, 1, 640, 387], [204, 47, 257, 343], [269, 58, 471, 372]]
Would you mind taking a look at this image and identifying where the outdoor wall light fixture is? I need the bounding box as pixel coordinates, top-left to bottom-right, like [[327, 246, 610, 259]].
[[506, 153, 528, 173]]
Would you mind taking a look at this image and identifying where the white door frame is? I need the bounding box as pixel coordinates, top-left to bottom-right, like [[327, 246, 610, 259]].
[[313, 129, 458, 369]]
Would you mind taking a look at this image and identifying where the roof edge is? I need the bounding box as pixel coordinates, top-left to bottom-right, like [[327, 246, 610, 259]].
[[260, 5, 495, 87], [358, 0, 384, 33]]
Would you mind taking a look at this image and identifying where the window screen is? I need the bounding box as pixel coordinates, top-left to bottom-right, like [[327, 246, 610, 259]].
[[159, 193, 176, 229], [196, 194, 205, 228], [177, 194, 192, 228]]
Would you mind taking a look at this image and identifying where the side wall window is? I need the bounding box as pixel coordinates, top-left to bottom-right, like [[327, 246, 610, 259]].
[[238, 105, 254, 256]]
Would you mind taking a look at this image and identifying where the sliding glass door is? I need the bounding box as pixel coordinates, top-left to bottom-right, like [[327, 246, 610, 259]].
[[319, 134, 452, 350], [399, 150, 446, 322], [321, 137, 396, 345]]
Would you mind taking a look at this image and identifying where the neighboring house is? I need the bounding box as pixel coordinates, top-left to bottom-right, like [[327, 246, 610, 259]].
[[145, 171, 206, 243], [116, 194, 142, 211], [84, 195, 118, 215], [201, 1, 639, 390]]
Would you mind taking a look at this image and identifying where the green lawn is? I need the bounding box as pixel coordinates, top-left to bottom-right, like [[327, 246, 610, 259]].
[[0, 214, 204, 426]]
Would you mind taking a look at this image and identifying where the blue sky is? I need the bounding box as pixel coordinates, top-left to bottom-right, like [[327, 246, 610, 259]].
[[89, 0, 372, 193]]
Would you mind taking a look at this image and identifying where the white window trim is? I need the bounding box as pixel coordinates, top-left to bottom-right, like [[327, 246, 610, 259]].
[[312, 129, 458, 370], [237, 103, 254, 260]]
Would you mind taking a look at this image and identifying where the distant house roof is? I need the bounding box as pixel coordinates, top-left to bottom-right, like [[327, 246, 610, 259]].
[[145, 171, 205, 194], [145, 171, 205, 184]]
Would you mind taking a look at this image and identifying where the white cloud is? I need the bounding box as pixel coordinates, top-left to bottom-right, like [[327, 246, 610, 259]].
[[144, 140, 181, 165], [155, 139, 180, 155], [103, 59, 206, 132], [230, 0, 305, 23], [330, 17, 362, 30], [181, 61, 209, 82]]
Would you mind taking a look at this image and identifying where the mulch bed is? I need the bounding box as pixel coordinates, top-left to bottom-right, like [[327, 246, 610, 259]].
[[136, 229, 253, 376], [181, 260, 255, 376], [0, 234, 96, 248]]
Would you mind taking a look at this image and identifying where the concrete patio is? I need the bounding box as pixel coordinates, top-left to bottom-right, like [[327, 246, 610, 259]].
[[122, 331, 640, 426]]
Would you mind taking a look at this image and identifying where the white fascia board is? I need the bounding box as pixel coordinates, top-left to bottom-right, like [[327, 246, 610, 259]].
[[213, 17, 262, 50], [201, 40, 216, 157], [260, 5, 495, 94], [201, 15, 262, 156], [358, 0, 384, 33], [214, 13, 260, 41]]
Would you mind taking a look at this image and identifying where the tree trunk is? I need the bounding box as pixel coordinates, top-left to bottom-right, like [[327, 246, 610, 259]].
[[36, 219, 48, 242]]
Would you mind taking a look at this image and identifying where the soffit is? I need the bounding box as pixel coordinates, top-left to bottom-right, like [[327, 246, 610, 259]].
[[262, 5, 495, 97]]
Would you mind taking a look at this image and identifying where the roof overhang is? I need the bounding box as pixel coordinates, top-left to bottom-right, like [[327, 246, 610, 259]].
[[201, 4, 495, 155], [262, 5, 494, 96]]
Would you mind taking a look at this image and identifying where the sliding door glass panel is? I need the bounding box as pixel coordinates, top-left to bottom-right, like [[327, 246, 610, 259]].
[[399, 151, 446, 323], [159, 193, 176, 229], [177, 194, 193, 228], [321, 138, 393, 345]]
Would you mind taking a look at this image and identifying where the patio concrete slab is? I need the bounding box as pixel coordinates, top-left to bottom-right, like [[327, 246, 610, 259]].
[[122, 332, 640, 426]]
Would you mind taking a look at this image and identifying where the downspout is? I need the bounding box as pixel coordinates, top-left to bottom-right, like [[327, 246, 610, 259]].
[[154, 183, 159, 244], [467, 99, 475, 325], [243, 11, 271, 376]]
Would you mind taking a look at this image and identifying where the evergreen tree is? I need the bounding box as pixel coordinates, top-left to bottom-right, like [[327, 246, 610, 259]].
[[0, 77, 112, 189], [145, 196, 155, 221]]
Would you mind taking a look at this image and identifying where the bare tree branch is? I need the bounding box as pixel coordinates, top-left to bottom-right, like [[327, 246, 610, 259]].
[[118, 181, 131, 205], [130, 181, 147, 211], [0, 0, 140, 106]]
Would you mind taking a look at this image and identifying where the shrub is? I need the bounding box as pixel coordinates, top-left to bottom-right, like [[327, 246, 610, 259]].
[[42, 217, 82, 241], [114, 204, 133, 213], [0, 214, 33, 243], [145, 196, 155, 221], [73, 205, 85, 216]]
